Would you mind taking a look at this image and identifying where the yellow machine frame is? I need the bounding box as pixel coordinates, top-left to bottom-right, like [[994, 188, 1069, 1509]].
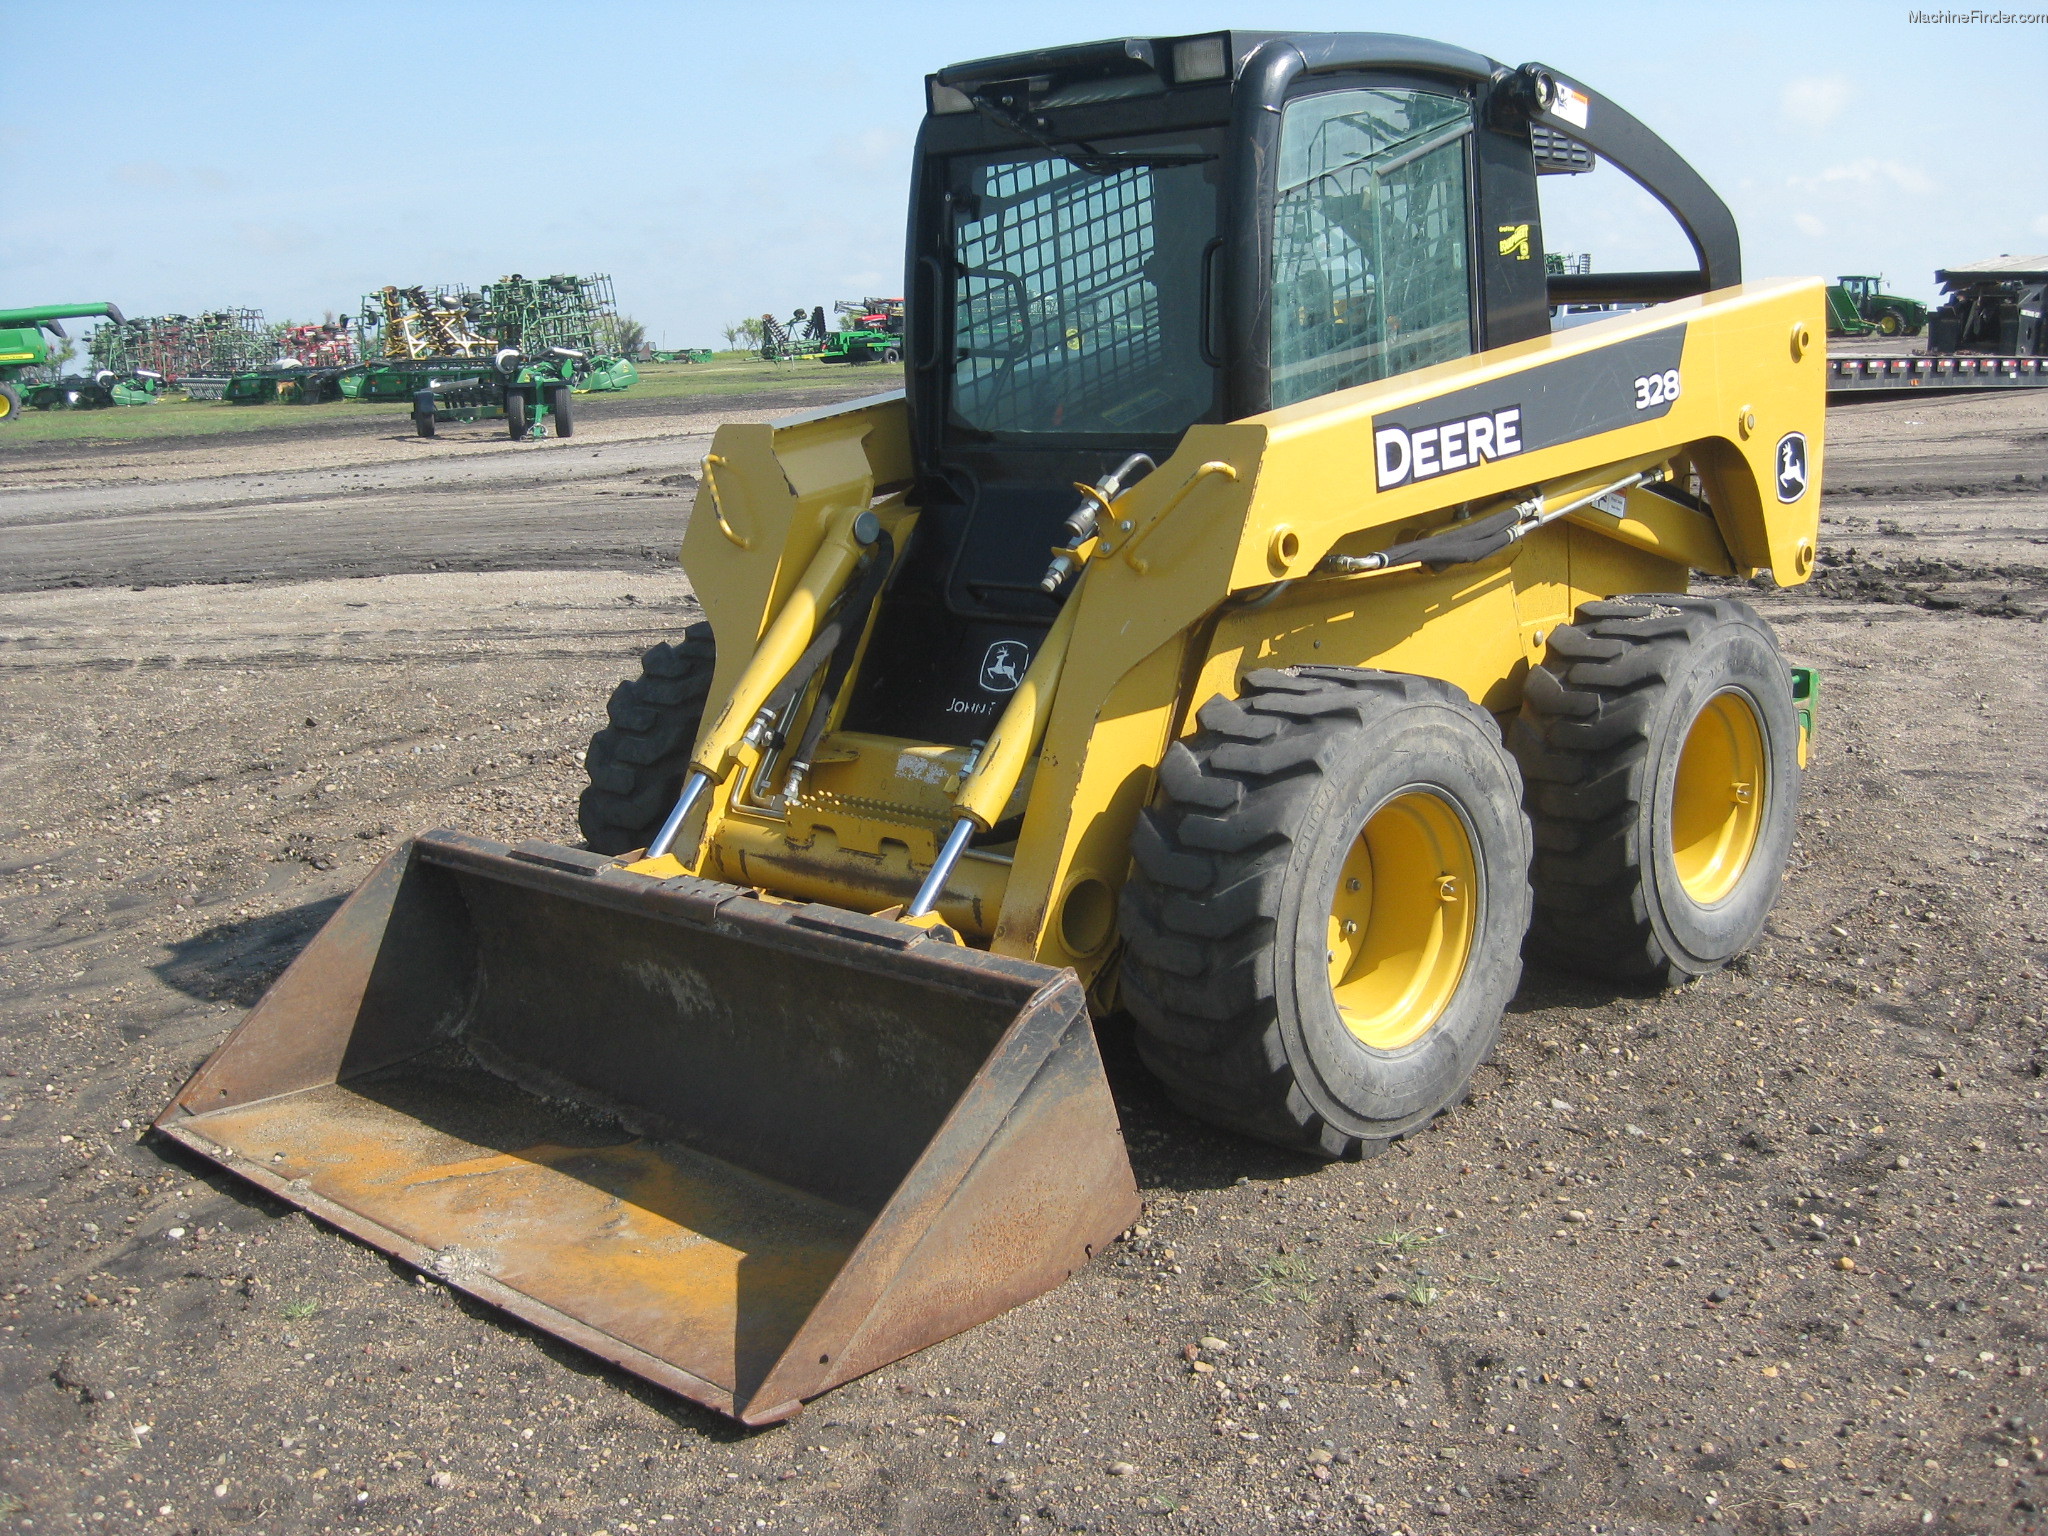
[[633, 281, 1822, 982]]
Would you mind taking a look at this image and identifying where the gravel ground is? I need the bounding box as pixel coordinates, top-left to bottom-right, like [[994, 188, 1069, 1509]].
[[0, 384, 2043, 1536]]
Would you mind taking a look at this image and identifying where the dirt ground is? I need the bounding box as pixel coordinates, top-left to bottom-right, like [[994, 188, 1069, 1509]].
[[0, 383, 2044, 1536]]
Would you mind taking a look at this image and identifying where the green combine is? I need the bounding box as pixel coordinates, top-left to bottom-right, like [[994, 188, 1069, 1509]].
[[0, 303, 128, 420]]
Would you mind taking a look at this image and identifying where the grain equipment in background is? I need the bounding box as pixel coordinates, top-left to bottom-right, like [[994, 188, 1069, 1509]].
[[161, 30, 1826, 1426]]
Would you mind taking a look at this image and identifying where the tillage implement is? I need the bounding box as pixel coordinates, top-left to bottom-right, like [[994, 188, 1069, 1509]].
[[159, 31, 1825, 1424]]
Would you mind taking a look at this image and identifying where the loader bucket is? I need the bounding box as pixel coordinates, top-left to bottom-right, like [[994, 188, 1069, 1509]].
[[155, 831, 1138, 1425]]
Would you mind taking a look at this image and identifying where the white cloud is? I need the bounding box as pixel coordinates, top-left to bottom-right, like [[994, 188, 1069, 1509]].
[[1781, 75, 1853, 128], [1788, 159, 1937, 197], [1793, 213, 1827, 239]]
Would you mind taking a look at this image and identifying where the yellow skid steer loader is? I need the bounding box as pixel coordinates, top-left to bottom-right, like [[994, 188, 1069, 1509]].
[[159, 31, 1824, 1425]]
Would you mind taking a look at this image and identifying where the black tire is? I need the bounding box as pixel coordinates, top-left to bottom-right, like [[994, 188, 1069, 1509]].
[[882, 346, 902, 364], [1119, 668, 1532, 1159], [578, 623, 717, 855], [1877, 310, 1904, 337], [0, 382, 19, 422], [546, 384, 573, 437], [505, 388, 530, 440], [1510, 595, 1800, 987]]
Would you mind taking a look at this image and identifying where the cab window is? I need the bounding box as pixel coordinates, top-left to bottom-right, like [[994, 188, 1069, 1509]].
[[1270, 86, 1475, 407]]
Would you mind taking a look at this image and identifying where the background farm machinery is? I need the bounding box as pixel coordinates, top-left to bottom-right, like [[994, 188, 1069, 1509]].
[[383, 349, 587, 440], [758, 305, 828, 361], [353, 276, 638, 395], [1927, 256, 2048, 357], [0, 303, 182, 416], [817, 297, 905, 364], [88, 308, 275, 398], [1825, 275, 1927, 338]]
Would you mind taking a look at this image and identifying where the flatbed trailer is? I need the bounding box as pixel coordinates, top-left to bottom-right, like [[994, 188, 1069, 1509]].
[[1827, 352, 2048, 396]]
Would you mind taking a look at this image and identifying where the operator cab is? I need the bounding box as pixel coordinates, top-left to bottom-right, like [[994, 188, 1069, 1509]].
[[844, 30, 1738, 745]]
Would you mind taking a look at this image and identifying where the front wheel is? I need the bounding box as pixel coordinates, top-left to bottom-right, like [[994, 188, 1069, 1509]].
[[1877, 310, 1904, 337], [0, 383, 18, 422], [504, 388, 530, 440], [545, 384, 573, 437], [1120, 668, 1531, 1158], [1510, 596, 1800, 986], [579, 623, 717, 854], [882, 346, 902, 364]]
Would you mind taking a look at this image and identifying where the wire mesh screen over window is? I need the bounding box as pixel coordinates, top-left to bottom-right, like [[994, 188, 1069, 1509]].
[[950, 147, 1215, 435], [1271, 89, 1474, 408]]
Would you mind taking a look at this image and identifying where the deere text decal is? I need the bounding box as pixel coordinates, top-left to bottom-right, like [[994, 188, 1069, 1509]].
[[1371, 325, 1688, 493], [1376, 408, 1524, 490]]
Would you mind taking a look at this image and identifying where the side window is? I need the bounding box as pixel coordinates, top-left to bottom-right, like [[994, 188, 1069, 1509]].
[[1538, 154, 1701, 331], [1271, 87, 1474, 408]]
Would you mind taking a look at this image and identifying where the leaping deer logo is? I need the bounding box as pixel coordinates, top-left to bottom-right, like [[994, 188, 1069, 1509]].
[[979, 641, 1030, 693], [1774, 432, 1808, 503]]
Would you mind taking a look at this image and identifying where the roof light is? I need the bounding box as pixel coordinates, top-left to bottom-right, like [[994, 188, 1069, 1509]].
[[929, 80, 974, 115], [1171, 35, 1228, 84]]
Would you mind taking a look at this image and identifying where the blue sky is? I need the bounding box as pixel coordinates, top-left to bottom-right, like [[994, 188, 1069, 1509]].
[[5, 2, 2043, 347]]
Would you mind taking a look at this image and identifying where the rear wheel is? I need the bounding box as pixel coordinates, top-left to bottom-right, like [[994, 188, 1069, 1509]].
[[1510, 596, 1800, 986], [412, 390, 436, 438], [0, 383, 18, 422], [546, 384, 573, 436], [505, 388, 530, 440], [882, 346, 902, 364], [1119, 668, 1531, 1158], [578, 623, 717, 854]]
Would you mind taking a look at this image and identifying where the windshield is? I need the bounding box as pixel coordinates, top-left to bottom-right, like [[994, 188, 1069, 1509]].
[[946, 131, 1222, 438]]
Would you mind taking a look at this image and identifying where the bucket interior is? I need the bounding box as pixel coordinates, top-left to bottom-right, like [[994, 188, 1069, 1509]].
[[165, 844, 1050, 1411]]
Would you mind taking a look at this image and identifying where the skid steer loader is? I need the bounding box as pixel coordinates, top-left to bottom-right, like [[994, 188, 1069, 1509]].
[[159, 31, 1824, 1425]]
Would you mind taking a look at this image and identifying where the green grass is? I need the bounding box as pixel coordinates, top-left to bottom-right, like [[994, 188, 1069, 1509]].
[[621, 355, 898, 401], [1372, 1226, 1440, 1257], [1399, 1276, 1442, 1308], [1247, 1252, 1320, 1308], [0, 355, 888, 449], [281, 1299, 320, 1320], [0, 393, 413, 446]]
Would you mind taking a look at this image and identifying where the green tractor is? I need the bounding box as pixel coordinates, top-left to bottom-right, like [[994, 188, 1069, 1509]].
[[1827, 275, 1927, 338], [0, 302, 126, 421]]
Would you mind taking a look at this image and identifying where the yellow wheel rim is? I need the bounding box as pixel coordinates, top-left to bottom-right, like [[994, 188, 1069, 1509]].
[[1325, 791, 1478, 1051], [1670, 690, 1766, 905], [0, 394, 13, 420]]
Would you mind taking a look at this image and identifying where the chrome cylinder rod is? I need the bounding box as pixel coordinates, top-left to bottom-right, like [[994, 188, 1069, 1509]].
[[645, 770, 711, 860], [907, 816, 977, 919]]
